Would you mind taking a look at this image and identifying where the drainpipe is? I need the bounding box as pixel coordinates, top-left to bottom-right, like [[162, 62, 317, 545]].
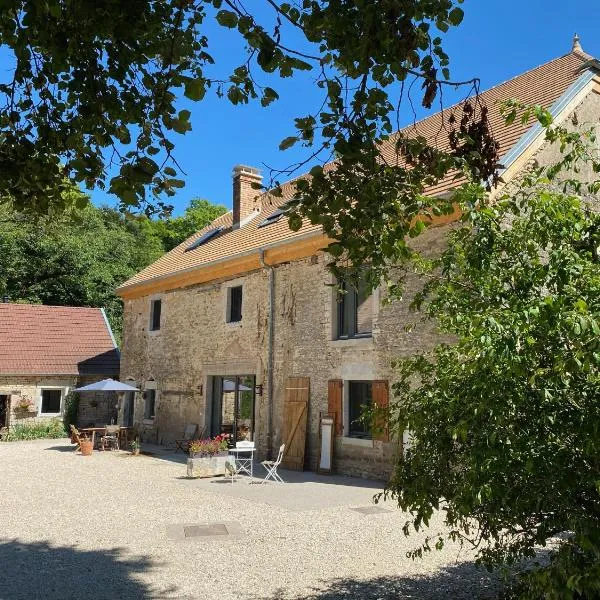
[[259, 248, 275, 459]]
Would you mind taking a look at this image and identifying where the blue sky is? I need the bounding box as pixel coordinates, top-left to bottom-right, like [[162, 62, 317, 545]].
[[87, 2, 600, 214]]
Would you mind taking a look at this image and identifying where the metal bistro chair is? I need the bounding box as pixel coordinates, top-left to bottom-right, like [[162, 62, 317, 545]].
[[100, 425, 120, 451], [261, 444, 285, 484]]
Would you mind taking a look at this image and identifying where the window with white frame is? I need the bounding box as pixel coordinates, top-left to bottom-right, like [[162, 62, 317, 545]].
[[40, 389, 62, 415], [336, 272, 373, 339], [144, 389, 156, 419]]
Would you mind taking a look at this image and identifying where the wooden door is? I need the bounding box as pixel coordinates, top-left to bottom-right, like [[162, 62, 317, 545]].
[[281, 377, 309, 470]]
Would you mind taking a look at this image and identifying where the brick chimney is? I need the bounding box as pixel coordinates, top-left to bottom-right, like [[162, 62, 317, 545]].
[[232, 165, 262, 228]]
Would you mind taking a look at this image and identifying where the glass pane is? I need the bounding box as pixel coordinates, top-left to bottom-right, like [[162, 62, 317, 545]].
[[42, 389, 61, 413], [337, 282, 351, 338], [348, 381, 372, 438], [356, 277, 373, 335], [236, 375, 255, 441], [228, 286, 243, 322], [220, 380, 236, 437]]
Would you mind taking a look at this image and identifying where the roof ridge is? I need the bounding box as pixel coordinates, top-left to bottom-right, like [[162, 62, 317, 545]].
[[397, 51, 591, 134]]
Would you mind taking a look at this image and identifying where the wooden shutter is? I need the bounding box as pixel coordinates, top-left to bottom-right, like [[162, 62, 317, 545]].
[[281, 377, 310, 470], [327, 379, 343, 436], [372, 380, 389, 442]]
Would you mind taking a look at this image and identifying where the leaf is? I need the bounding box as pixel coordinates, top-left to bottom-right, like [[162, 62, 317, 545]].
[[448, 7, 464, 26], [279, 136, 298, 151], [184, 78, 206, 101], [216, 10, 238, 28]]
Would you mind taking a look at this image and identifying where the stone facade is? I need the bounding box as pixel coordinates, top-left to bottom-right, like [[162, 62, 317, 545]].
[[119, 222, 450, 480], [119, 87, 600, 481], [0, 374, 114, 430]]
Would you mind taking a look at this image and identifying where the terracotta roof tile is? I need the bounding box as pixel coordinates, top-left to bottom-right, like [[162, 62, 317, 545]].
[[0, 304, 120, 376], [119, 51, 592, 292]]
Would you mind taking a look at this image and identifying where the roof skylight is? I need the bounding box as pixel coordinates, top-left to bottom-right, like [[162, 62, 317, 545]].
[[257, 208, 285, 228], [184, 226, 224, 252]]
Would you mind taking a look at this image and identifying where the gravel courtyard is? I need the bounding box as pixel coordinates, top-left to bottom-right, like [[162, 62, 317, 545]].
[[0, 439, 503, 600]]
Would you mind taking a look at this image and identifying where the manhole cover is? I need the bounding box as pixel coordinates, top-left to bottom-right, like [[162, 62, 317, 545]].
[[350, 506, 391, 515], [183, 524, 229, 537]]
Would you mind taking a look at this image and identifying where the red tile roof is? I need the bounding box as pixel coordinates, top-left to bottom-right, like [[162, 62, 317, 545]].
[[0, 304, 120, 376], [118, 50, 594, 293]]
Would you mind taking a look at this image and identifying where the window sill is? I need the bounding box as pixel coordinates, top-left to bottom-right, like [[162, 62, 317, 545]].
[[39, 412, 61, 418], [143, 418, 155, 425], [226, 321, 242, 328], [339, 436, 373, 448], [329, 336, 373, 348]]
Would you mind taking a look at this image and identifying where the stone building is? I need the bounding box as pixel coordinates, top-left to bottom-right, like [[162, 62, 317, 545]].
[[117, 44, 600, 479], [0, 304, 120, 431]]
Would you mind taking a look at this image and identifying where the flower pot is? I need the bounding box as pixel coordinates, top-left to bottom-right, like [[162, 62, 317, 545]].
[[80, 440, 94, 456], [131, 448, 140, 456], [186, 452, 229, 478]]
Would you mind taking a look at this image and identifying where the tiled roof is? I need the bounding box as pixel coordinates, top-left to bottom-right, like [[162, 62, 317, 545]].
[[0, 304, 120, 376], [119, 50, 593, 292]]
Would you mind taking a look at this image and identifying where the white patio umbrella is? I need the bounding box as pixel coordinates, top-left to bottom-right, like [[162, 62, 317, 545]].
[[73, 378, 140, 392], [222, 379, 252, 392]]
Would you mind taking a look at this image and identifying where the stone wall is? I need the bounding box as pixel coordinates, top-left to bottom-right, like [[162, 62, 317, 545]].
[[0, 375, 117, 430], [119, 222, 449, 479], [119, 86, 600, 480]]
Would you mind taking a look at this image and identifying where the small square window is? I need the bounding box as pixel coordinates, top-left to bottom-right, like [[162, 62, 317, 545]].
[[41, 389, 61, 414], [144, 389, 156, 420], [227, 286, 243, 323], [348, 381, 372, 439], [149, 299, 162, 331]]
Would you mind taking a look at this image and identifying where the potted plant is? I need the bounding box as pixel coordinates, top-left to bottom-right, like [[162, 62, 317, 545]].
[[14, 396, 35, 418], [186, 434, 230, 478], [130, 439, 141, 456], [80, 435, 93, 456]]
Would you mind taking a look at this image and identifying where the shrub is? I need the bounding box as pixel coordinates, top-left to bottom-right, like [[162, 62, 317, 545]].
[[63, 392, 80, 433], [3, 418, 67, 441], [188, 434, 229, 457]]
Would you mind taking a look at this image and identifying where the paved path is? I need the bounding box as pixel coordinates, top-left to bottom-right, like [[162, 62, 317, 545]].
[[0, 439, 503, 599]]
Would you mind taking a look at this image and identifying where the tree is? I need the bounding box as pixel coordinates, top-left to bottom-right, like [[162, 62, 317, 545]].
[[0, 0, 497, 278], [146, 197, 227, 252], [0, 201, 164, 342], [381, 112, 600, 597]]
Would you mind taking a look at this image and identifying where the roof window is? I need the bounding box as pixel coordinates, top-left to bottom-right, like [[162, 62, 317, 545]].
[[185, 227, 224, 252], [257, 208, 285, 228]]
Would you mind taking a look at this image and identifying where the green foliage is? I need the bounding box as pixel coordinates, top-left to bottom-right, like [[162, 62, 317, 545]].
[[63, 392, 80, 434], [0, 0, 496, 272], [3, 418, 66, 441], [145, 198, 227, 252], [383, 113, 600, 598], [0, 193, 226, 339]]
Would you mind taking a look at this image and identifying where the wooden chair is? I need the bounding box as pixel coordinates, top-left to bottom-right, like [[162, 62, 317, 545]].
[[174, 423, 199, 453], [70, 425, 87, 452], [100, 425, 120, 451]]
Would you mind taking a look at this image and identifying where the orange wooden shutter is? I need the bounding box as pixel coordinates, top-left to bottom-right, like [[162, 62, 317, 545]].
[[372, 380, 389, 442], [327, 379, 343, 436]]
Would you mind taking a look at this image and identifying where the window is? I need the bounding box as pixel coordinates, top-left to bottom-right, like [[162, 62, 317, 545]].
[[144, 389, 156, 420], [149, 298, 161, 331], [185, 227, 224, 252], [227, 286, 243, 323], [41, 389, 62, 414], [348, 381, 372, 439], [258, 208, 284, 228], [337, 273, 373, 339]]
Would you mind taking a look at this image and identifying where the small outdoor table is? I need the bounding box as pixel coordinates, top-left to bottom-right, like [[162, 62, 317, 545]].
[[228, 445, 255, 478], [79, 427, 107, 449]]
